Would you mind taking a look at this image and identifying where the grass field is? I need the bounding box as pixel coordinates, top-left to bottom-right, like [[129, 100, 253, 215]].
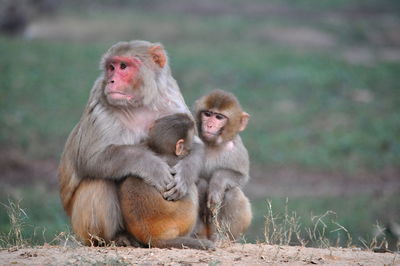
[[1, 0, 399, 249]]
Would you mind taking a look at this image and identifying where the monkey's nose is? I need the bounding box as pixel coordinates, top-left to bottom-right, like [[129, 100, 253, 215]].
[[110, 80, 115, 83]]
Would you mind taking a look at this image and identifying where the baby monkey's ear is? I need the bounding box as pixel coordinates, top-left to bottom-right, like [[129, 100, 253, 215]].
[[175, 139, 186, 156], [238, 112, 250, 132]]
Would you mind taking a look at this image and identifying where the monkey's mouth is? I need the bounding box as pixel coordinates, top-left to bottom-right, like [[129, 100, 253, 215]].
[[203, 131, 218, 138], [107, 92, 133, 101]]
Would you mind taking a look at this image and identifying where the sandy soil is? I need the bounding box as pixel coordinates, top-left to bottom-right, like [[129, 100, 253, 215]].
[[0, 244, 398, 266]]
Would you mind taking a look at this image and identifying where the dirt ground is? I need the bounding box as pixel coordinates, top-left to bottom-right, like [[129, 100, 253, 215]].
[[1, 243, 398, 266]]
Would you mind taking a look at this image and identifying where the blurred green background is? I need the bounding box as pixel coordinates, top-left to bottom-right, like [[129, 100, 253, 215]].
[[0, 0, 399, 249]]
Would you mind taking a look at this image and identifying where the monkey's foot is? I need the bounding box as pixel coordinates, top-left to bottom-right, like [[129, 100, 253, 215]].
[[197, 239, 216, 250], [113, 232, 143, 247]]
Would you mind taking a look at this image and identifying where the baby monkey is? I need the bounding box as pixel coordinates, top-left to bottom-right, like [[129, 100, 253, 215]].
[[119, 113, 214, 250], [193, 90, 252, 241]]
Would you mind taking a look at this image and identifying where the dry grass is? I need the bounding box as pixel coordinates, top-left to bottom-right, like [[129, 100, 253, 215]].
[[359, 222, 392, 252], [263, 199, 397, 252], [0, 199, 30, 248], [1, 198, 398, 254], [264, 199, 305, 246]]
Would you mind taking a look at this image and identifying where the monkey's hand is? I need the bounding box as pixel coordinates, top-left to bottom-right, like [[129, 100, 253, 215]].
[[207, 168, 247, 210], [207, 187, 224, 211], [207, 173, 227, 210], [146, 156, 176, 193], [162, 164, 190, 201], [163, 141, 204, 201]]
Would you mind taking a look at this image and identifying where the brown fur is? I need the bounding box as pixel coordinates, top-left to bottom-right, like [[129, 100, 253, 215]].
[[71, 179, 123, 246], [193, 90, 252, 241], [58, 40, 203, 246], [209, 187, 252, 241], [119, 177, 198, 245], [119, 114, 213, 249]]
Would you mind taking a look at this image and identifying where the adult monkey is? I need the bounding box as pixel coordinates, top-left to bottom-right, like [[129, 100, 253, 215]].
[[58, 40, 202, 246]]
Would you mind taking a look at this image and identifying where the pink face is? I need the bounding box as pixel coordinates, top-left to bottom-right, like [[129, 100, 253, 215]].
[[201, 111, 228, 141], [104, 56, 142, 105]]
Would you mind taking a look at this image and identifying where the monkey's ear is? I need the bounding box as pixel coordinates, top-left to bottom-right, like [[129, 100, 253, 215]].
[[175, 139, 185, 156], [238, 112, 250, 132], [149, 45, 167, 68]]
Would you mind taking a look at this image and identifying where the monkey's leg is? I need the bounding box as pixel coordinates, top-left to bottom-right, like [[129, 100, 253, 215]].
[[191, 178, 210, 239], [71, 179, 123, 246], [212, 187, 252, 241], [151, 237, 215, 250]]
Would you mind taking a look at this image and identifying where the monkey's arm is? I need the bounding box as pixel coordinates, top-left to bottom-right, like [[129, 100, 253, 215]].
[[207, 168, 249, 208], [78, 144, 173, 192], [163, 140, 205, 201]]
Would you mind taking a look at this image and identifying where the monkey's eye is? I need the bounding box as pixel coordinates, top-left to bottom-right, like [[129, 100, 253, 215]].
[[203, 111, 212, 117], [215, 114, 225, 120], [109, 64, 115, 71], [120, 63, 127, 70]]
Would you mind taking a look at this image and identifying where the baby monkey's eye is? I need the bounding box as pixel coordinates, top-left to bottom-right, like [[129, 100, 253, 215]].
[[215, 114, 225, 120], [120, 63, 127, 69], [203, 111, 212, 117]]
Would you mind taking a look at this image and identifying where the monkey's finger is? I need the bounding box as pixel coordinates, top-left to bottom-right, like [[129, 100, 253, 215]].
[[163, 188, 178, 201], [154, 183, 166, 194], [166, 180, 177, 191], [166, 186, 186, 201], [161, 175, 175, 188], [207, 195, 214, 208], [161, 179, 170, 188], [168, 192, 183, 201], [207, 193, 221, 209], [207, 200, 215, 209]]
